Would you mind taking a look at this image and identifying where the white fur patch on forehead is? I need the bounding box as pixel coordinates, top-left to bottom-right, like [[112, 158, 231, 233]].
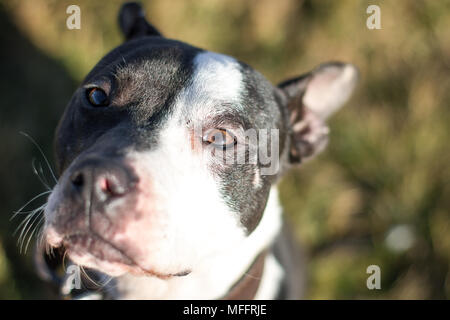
[[192, 51, 243, 101], [175, 51, 244, 118]]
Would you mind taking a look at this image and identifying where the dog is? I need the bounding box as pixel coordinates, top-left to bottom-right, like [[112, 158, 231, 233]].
[[35, 2, 358, 299]]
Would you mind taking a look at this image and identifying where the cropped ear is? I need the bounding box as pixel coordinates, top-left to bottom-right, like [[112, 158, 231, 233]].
[[118, 2, 162, 41], [278, 62, 359, 163]]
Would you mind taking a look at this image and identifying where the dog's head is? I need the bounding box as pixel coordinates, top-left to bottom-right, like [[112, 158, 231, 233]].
[[42, 3, 358, 279]]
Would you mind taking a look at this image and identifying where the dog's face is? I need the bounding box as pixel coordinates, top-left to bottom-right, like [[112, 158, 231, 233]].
[[42, 4, 358, 279]]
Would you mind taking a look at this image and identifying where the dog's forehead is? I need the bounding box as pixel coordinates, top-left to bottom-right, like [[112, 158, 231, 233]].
[[112, 45, 247, 121], [190, 51, 244, 103], [174, 51, 248, 122], [81, 36, 281, 130]]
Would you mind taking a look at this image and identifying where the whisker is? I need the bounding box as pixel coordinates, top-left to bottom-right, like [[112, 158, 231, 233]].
[[37, 159, 52, 187], [32, 158, 52, 191], [18, 205, 45, 253], [14, 212, 36, 237], [62, 250, 69, 272], [80, 266, 115, 293], [14, 203, 45, 236], [11, 191, 51, 221], [80, 266, 101, 288], [24, 215, 45, 254], [37, 221, 48, 250], [12, 132, 58, 257], [45, 242, 55, 257], [100, 276, 114, 288], [19, 131, 58, 183], [16, 206, 45, 254]]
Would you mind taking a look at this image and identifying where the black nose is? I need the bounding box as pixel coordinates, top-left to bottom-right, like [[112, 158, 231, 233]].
[[68, 157, 138, 205]]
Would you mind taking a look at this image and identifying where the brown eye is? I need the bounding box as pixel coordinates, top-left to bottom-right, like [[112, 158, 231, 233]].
[[87, 87, 109, 107], [203, 129, 236, 149]]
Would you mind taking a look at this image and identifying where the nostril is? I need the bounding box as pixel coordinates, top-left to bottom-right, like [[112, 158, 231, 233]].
[[99, 177, 109, 193], [70, 171, 84, 188], [99, 177, 118, 196], [98, 176, 127, 197]]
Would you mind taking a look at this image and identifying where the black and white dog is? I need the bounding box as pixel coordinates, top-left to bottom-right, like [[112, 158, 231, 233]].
[[37, 2, 358, 299]]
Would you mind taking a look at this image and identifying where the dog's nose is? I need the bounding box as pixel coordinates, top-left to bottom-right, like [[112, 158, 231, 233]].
[[68, 157, 137, 204]]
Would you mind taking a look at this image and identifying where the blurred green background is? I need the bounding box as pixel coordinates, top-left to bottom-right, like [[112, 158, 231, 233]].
[[0, 0, 449, 299]]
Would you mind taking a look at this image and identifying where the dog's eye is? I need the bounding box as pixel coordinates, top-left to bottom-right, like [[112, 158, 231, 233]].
[[87, 88, 109, 107], [203, 129, 236, 149]]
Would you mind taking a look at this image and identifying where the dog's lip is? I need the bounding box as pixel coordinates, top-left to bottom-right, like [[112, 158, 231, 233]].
[[62, 233, 191, 279]]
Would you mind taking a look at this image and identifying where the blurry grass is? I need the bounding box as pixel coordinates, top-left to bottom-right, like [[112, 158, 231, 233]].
[[0, 240, 20, 299], [1, 0, 449, 299]]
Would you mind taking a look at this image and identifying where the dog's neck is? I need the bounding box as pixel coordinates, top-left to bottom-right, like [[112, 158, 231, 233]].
[[102, 187, 283, 300]]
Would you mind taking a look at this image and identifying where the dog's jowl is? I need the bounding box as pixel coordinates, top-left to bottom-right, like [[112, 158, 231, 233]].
[[39, 2, 358, 299]]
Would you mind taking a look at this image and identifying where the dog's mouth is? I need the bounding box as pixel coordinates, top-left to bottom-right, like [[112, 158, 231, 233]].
[[59, 233, 191, 279]]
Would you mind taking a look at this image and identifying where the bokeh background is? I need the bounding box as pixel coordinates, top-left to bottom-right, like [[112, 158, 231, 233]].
[[0, 0, 449, 299]]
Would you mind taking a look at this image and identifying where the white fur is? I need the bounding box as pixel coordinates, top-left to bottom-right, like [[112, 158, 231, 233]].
[[181, 51, 245, 123], [190, 51, 243, 104], [254, 253, 284, 300], [112, 187, 282, 299]]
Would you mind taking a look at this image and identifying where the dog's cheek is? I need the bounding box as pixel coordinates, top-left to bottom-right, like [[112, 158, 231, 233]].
[[214, 162, 272, 234]]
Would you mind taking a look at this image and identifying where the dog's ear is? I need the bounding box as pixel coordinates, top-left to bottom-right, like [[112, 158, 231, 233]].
[[118, 2, 162, 41], [278, 62, 359, 163]]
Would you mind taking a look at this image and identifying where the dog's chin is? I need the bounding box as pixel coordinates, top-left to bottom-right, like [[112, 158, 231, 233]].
[[50, 233, 191, 279], [63, 234, 136, 277], [68, 252, 133, 277]]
